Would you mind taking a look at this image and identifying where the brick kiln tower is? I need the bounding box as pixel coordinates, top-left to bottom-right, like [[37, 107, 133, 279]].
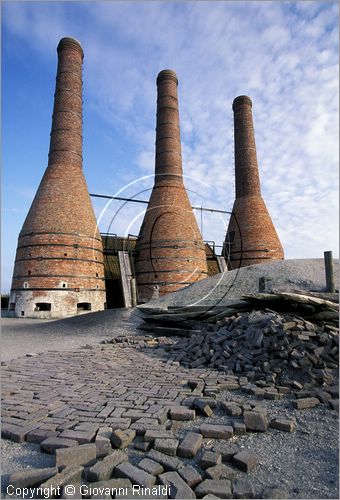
[[224, 95, 284, 268], [9, 37, 106, 318], [134, 69, 208, 302]]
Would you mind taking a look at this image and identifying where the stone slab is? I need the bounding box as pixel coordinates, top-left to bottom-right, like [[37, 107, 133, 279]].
[[200, 424, 233, 439], [56, 443, 97, 468], [178, 432, 203, 459], [159, 471, 195, 499], [195, 479, 232, 499]]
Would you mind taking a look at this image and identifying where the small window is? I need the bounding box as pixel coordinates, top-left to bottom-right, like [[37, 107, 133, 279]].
[[77, 302, 91, 311], [21, 311, 25, 316], [154, 274, 158, 278], [28, 270, 31, 275], [96, 272, 99, 277], [96, 284, 99, 289], [35, 302, 51, 311], [64, 253, 68, 257], [23, 282, 29, 288]]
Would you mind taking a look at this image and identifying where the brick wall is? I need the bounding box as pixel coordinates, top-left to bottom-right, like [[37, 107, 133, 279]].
[[224, 96, 284, 269], [135, 70, 208, 301], [9, 38, 106, 318]]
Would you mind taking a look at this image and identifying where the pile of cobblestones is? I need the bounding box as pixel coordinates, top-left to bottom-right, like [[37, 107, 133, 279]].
[[166, 309, 339, 390]]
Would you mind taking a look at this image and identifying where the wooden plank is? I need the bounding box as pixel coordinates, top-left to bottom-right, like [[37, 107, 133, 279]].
[[118, 251, 132, 308], [216, 256, 227, 273]]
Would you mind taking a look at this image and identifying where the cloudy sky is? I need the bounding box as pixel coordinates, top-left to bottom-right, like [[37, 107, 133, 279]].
[[2, 1, 339, 292]]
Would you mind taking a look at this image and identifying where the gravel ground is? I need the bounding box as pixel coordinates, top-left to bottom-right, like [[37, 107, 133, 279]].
[[142, 258, 339, 310], [174, 388, 339, 499], [1, 308, 142, 361]]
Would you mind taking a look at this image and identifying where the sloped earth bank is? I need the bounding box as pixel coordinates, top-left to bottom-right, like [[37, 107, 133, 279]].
[[141, 259, 339, 310]]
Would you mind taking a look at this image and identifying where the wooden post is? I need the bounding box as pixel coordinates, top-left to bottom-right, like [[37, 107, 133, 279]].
[[324, 251, 335, 293], [130, 278, 137, 307]]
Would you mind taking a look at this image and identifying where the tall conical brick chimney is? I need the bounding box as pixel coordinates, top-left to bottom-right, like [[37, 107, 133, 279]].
[[224, 95, 284, 268], [134, 69, 208, 302], [9, 37, 106, 318]]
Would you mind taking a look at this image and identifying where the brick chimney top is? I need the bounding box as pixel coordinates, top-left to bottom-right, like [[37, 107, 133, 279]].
[[57, 37, 84, 59], [233, 95, 252, 110], [157, 69, 178, 85]]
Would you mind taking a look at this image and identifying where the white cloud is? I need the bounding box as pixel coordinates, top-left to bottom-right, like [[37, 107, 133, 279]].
[[2, 0, 339, 294]]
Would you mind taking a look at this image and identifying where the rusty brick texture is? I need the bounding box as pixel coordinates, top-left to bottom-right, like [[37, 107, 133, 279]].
[[134, 70, 208, 302], [224, 96, 284, 269], [9, 38, 106, 318]]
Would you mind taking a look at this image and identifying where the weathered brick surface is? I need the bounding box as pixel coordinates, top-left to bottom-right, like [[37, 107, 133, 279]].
[[135, 70, 207, 301], [56, 443, 97, 468], [224, 96, 284, 268], [9, 37, 105, 318]]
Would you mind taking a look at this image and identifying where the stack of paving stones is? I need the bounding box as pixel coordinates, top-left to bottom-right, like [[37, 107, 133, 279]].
[[166, 310, 339, 390]]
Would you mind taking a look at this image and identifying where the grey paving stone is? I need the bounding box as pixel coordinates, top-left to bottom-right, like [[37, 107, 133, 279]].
[[292, 397, 320, 409], [114, 462, 156, 487], [232, 450, 259, 473], [95, 436, 112, 458], [105, 418, 131, 430], [169, 407, 195, 421], [26, 429, 59, 444], [148, 449, 184, 472], [8, 467, 58, 488], [270, 418, 296, 433], [56, 443, 97, 468], [178, 432, 203, 458], [212, 449, 236, 466], [144, 430, 174, 442], [205, 464, 238, 480], [111, 429, 136, 449], [199, 423, 233, 439], [199, 451, 221, 469], [59, 429, 96, 444], [134, 441, 152, 452], [159, 471, 196, 499], [138, 458, 164, 476], [40, 465, 83, 497], [195, 479, 232, 499], [154, 438, 179, 456], [178, 465, 202, 488], [40, 437, 79, 454], [244, 411, 268, 432], [87, 450, 128, 482], [232, 478, 255, 498], [233, 422, 246, 435], [193, 398, 213, 417], [61, 483, 82, 499], [222, 402, 243, 417], [1, 423, 41, 443]]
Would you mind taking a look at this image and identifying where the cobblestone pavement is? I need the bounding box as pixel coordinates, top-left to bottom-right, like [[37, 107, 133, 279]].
[[2, 341, 226, 440], [1, 337, 338, 498]]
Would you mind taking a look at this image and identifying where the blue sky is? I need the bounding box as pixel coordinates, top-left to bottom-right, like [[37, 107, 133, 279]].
[[2, 1, 339, 292]]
